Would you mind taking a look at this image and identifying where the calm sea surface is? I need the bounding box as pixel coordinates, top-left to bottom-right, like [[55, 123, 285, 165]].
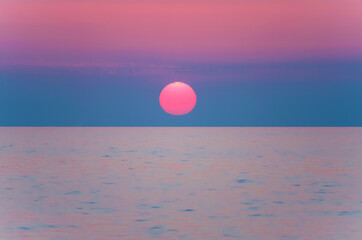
[[0, 127, 361, 240]]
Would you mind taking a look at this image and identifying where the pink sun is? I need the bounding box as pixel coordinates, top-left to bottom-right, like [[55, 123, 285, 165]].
[[159, 82, 197, 115]]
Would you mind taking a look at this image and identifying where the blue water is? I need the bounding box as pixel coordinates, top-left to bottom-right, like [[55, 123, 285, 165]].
[[0, 127, 361, 240]]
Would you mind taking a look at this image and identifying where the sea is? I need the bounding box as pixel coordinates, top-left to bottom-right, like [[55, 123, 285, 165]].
[[0, 127, 361, 240]]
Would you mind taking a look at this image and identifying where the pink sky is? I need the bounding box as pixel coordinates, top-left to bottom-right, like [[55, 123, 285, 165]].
[[1, 0, 362, 64]]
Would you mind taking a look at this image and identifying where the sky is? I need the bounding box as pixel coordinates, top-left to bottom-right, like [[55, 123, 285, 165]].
[[0, 0, 362, 126]]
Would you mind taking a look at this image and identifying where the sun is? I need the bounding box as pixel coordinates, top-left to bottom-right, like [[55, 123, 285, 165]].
[[159, 82, 197, 115]]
